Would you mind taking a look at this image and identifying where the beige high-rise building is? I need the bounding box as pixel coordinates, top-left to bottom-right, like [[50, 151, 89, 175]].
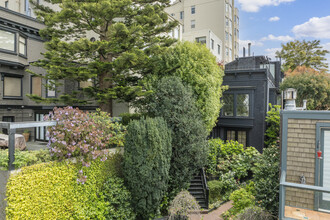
[[166, 0, 239, 63]]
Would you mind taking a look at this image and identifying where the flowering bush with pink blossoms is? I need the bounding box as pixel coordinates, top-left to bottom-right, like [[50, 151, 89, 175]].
[[46, 106, 126, 183]]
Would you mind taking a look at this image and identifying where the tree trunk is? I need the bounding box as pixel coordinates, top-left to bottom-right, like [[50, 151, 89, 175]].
[[100, 101, 113, 116]]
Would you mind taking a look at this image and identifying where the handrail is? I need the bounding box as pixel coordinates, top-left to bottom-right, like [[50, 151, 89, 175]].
[[279, 170, 330, 219], [201, 168, 209, 209]]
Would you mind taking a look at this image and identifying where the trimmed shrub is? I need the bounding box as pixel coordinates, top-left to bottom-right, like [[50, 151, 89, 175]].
[[218, 171, 239, 201], [123, 117, 172, 220], [147, 76, 208, 196], [6, 153, 130, 219], [168, 190, 200, 220], [253, 145, 280, 216], [0, 149, 52, 170]]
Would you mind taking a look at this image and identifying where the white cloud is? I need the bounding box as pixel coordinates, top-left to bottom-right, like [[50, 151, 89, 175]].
[[261, 34, 294, 42], [269, 16, 280, 22], [237, 0, 295, 12], [265, 47, 282, 60], [292, 16, 330, 39], [239, 39, 264, 48]]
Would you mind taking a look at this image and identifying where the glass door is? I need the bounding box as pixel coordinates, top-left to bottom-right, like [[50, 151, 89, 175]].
[[319, 129, 330, 211]]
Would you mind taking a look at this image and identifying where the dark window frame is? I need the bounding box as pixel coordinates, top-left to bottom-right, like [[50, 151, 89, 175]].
[[18, 34, 27, 57], [0, 28, 17, 55], [221, 89, 254, 118], [225, 128, 249, 148], [2, 73, 23, 99], [211, 39, 214, 50]]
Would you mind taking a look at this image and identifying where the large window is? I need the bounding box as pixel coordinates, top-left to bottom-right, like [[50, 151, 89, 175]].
[[3, 75, 22, 98], [223, 94, 234, 116], [31, 76, 42, 96], [222, 93, 250, 117], [0, 30, 15, 52], [226, 129, 247, 147], [196, 36, 206, 44], [19, 36, 27, 56]]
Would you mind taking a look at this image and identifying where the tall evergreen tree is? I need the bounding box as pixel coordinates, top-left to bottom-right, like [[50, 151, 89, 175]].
[[30, 0, 177, 115]]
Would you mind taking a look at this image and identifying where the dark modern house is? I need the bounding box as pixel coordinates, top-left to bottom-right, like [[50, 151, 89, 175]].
[[211, 55, 283, 152]]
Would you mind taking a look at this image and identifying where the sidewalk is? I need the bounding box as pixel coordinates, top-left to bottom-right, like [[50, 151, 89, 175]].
[[189, 201, 233, 220]]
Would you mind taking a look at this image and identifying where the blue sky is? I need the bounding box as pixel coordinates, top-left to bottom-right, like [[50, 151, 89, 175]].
[[236, 0, 330, 65]]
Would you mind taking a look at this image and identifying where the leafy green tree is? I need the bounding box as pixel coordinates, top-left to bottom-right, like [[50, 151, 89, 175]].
[[123, 117, 172, 220], [142, 41, 225, 131], [265, 104, 281, 147], [276, 40, 329, 71], [280, 67, 330, 110], [147, 76, 208, 197], [30, 0, 177, 115]]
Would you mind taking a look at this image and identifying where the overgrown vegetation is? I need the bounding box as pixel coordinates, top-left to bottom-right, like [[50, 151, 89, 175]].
[[206, 139, 279, 219], [123, 117, 172, 220], [0, 149, 52, 170], [146, 76, 208, 198], [142, 41, 226, 131], [265, 104, 281, 146]]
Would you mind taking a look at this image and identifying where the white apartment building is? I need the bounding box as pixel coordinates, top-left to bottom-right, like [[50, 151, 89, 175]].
[[166, 0, 239, 63]]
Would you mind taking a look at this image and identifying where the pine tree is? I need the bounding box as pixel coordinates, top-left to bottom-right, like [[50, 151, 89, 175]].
[[30, 0, 177, 115]]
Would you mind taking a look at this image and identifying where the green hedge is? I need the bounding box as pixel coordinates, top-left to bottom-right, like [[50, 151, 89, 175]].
[[6, 153, 134, 219]]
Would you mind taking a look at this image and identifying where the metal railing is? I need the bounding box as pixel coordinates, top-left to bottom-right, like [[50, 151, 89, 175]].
[[279, 170, 330, 219], [0, 121, 57, 170]]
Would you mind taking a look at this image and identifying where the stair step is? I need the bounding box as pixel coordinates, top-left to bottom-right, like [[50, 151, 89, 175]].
[[189, 187, 203, 191], [190, 191, 204, 195]]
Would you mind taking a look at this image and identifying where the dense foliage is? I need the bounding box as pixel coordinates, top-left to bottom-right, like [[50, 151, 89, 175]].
[[6, 153, 134, 219], [123, 117, 172, 220], [168, 190, 200, 220], [276, 40, 329, 71], [265, 104, 281, 146], [206, 139, 260, 180], [280, 66, 330, 110], [227, 187, 255, 217], [0, 149, 51, 170], [144, 41, 225, 131], [29, 0, 177, 115], [253, 146, 280, 216], [147, 76, 208, 196], [47, 107, 125, 182]]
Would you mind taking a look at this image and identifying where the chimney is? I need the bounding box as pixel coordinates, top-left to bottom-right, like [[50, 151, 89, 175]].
[[283, 88, 307, 110], [243, 47, 246, 57], [248, 43, 251, 57]]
